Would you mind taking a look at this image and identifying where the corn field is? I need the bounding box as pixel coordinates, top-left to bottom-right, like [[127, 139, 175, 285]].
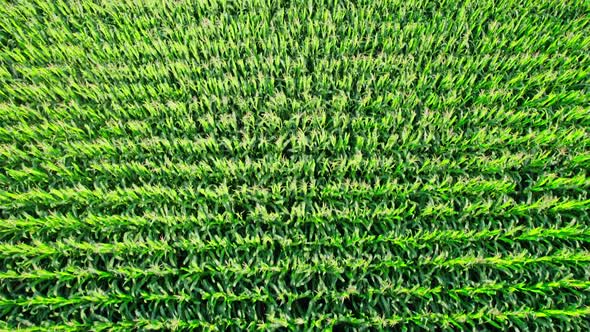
[[0, 0, 589, 330]]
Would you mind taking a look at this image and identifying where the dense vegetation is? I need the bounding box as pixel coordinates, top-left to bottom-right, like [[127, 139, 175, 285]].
[[0, 0, 589, 330]]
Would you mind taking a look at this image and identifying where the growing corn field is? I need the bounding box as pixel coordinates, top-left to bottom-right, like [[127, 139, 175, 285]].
[[0, 0, 589, 330]]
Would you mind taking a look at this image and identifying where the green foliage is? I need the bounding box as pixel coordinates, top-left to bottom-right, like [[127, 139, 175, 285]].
[[0, 0, 589, 330]]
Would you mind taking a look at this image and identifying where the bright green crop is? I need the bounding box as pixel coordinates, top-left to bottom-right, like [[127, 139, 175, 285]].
[[1, 0, 589, 330]]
